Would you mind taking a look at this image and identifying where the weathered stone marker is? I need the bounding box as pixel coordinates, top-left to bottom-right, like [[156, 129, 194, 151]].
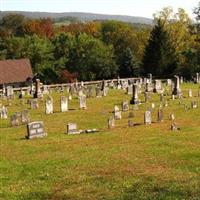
[[26, 121, 47, 139], [46, 96, 53, 114], [172, 75, 182, 96], [108, 116, 115, 129], [144, 110, 151, 125], [66, 123, 80, 135], [0, 106, 8, 119], [122, 101, 129, 112], [130, 84, 139, 105], [80, 95, 87, 109], [114, 105, 122, 120], [61, 96, 68, 112], [21, 109, 30, 124], [34, 79, 42, 98]]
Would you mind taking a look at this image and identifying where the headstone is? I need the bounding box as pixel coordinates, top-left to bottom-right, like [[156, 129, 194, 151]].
[[61, 96, 68, 112], [0, 106, 8, 119], [157, 109, 163, 122], [195, 72, 199, 84], [66, 123, 80, 134], [144, 92, 150, 102], [21, 109, 30, 124], [127, 85, 133, 95], [144, 110, 151, 125], [191, 101, 197, 109], [167, 79, 172, 86], [130, 84, 139, 104], [68, 94, 72, 100], [145, 82, 153, 92], [34, 79, 42, 98], [171, 123, 178, 131], [46, 96, 53, 114], [151, 103, 155, 109], [87, 86, 93, 98], [122, 101, 129, 112], [153, 80, 162, 93], [108, 116, 115, 129], [26, 121, 47, 139], [169, 113, 175, 121], [80, 95, 87, 109], [6, 86, 14, 99], [114, 105, 122, 120], [128, 120, 134, 127], [172, 75, 182, 96], [11, 114, 20, 126], [188, 89, 192, 98], [31, 99, 39, 109], [95, 87, 102, 98]]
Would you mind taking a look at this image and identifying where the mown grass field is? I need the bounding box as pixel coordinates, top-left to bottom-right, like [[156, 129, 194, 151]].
[[0, 83, 200, 200]]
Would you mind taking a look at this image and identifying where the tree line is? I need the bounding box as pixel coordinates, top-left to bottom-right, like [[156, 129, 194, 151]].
[[0, 4, 199, 83]]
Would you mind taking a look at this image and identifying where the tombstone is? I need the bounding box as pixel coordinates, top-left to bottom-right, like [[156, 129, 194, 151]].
[[95, 87, 102, 98], [46, 96, 53, 114], [195, 73, 199, 84], [171, 123, 178, 131], [26, 121, 47, 139], [80, 95, 87, 109], [114, 105, 122, 120], [0, 106, 8, 119], [147, 73, 152, 83], [144, 110, 151, 125], [157, 109, 163, 122], [130, 84, 139, 105], [11, 114, 20, 126], [128, 120, 134, 127], [87, 86, 93, 98], [167, 79, 172, 86], [117, 76, 121, 90], [2, 84, 6, 96], [108, 116, 115, 129], [61, 96, 68, 112], [127, 85, 133, 95], [191, 101, 197, 109], [172, 95, 175, 100], [122, 101, 129, 112], [66, 123, 80, 135], [21, 110, 30, 124], [172, 75, 182, 96], [188, 89, 192, 98], [34, 79, 42, 98], [153, 80, 162, 93], [145, 82, 153, 92], [169, 113, 175, 121], [78, 88, 84, 97], [6, 86, 14, 99], [151, 103, 155, 109], [43, 85, 49, 95], [160, 93, 164, 102], [68, 94, 72, 100], [180, 76, 184, 84], [31, 99, 39, 109]]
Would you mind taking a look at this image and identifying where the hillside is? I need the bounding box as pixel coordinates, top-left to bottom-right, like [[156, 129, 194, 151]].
[[0, 11, 153, 25]]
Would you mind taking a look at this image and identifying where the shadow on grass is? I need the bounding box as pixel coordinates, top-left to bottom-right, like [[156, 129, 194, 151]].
[[119, 176, 200, 200]]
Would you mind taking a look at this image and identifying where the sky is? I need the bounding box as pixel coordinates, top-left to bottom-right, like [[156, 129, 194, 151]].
[[1, 0, 199, 19]]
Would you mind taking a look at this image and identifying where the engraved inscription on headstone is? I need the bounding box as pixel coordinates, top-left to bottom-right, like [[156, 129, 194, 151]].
[[26, 121, 47, 139]]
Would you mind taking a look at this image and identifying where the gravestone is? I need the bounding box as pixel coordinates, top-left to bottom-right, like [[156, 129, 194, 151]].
[[191, 101, 197, 109], [188, 89, 192, 98], [80, 95, 87, 109], [145, 82, 153, 92], [61, 96, 68, 112], [114, 105, 122, 120], [167, 79, 172, 86], [43, 85, 49, 95], [34, 79, 42, 98], [46, 96, 53, 114], [31, 99, 39, 109], [103, 87, 109, 97], [26, 121, 47, 139], [170, 113, 175, 121], [11, 114, 20, 126], [151, 103, 155, 109], [195, 72, 199, 84], [66, 123, 80, 134], [0, 106, 8, 119], [144, 110, 151, 125], [108, 116, 115, 129], [68, 94, 72, 100], [172, 75, 182, 96], [6, 86, 14, 99], [157, 109, 163, 122], [21, 109, 30, 124], [128, 120, 134, 127], [127, 85, 133, 95], [122, 101, 129, 112], [95, 87, 102, 98], [87, 86, 93, 98], [171, 123, 178, 131], [130, 84, 139, 104], [153, 80, 162, 93]]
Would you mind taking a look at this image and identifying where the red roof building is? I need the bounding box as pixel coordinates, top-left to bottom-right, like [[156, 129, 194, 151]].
[[0, 59, 33, 87]]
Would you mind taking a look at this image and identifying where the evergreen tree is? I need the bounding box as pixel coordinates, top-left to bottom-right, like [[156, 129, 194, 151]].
[[119, 48, 139, 77], [142, 19, 177, 78]]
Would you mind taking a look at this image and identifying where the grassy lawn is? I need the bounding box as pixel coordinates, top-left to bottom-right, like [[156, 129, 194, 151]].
[[0, 83, 200, 200]]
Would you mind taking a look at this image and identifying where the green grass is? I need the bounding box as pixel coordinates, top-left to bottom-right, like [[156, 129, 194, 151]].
[[0, 83, 200, 200]]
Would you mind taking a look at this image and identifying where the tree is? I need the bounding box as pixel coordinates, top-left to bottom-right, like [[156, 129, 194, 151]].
[[119, 48, 139, 77], [143, 19, 177, 78]]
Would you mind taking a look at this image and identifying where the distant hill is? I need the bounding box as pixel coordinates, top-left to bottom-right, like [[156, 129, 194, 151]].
[[0, 11, 153, 25]]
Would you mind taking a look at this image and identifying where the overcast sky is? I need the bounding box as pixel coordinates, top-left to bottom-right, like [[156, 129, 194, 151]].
[[1, 0, 199, 19]]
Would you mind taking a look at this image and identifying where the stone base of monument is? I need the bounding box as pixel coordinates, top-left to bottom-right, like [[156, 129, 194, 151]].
[[130, 98, 140, 105]]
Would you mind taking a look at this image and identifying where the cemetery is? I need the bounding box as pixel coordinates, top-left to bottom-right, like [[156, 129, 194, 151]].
[[0, 76, 200, 199]]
